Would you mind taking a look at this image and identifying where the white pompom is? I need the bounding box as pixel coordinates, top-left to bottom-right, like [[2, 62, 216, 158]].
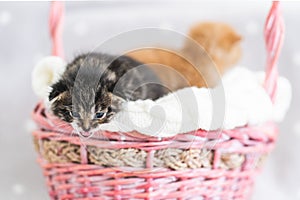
[[31, 56, 66, 99]]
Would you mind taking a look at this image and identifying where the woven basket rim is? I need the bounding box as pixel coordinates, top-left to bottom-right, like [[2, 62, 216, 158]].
[[32, 102, 277, 171], [32, 102, 278, 142]]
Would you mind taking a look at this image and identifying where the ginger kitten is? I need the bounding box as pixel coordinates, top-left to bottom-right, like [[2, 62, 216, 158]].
[[127, 22, 242, 90]]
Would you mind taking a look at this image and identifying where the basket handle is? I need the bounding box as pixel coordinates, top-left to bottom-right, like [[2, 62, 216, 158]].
[[264, 1, 285, 103], [49, 1, 65, 58]]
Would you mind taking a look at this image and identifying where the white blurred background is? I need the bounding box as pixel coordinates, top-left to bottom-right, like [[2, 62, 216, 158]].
[[0, 1, 299, 199]]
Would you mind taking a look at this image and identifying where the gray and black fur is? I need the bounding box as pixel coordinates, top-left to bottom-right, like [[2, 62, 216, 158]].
[[49, 53, 166, 133]]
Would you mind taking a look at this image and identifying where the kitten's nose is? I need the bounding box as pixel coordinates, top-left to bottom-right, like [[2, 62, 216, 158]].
[[82, 126, 91, 132], [82, 122, 91, 132]]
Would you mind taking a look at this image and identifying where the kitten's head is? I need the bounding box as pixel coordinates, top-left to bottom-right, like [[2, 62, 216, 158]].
[[49, 80, 124, 135], [184, 22, 242, 73]]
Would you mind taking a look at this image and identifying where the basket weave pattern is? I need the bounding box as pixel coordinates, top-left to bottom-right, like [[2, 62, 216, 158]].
[[32, 102, 277, 200]]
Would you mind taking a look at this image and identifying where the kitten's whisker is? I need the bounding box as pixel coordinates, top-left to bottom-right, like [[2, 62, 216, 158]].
[[90, 127, 109, 142], [53, 124, 68, 128]]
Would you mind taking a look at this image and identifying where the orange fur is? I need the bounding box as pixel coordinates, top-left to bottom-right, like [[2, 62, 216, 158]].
[[127, 22, 242, 91]]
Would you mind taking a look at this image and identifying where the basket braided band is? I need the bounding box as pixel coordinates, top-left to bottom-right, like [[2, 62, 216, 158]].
[[34, 136, 269, 171], [32, 102, 277, 199]]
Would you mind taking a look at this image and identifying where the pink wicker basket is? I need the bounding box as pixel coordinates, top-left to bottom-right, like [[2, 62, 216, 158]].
[[31, 2, 285, 200], [32, 102, 278, 199]]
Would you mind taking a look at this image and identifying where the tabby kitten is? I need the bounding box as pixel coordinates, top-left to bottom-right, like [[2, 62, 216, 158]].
[[49, 53, 166, 134]]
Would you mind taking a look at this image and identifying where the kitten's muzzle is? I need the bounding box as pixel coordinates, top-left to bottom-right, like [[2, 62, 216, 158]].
[[82, 125, 91, 132], [81, 120, 91, 132]]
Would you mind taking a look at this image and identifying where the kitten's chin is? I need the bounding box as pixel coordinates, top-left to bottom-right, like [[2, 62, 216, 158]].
[[79, 131, 93, 137], [70, 122, 103, 138], [70, 122, 90, 137], [76, 129, 95, 138]]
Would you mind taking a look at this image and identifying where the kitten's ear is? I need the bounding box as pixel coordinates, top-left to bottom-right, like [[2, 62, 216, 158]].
[[49, 81, 68, 101], [109, 93, 126, 111], [229, 33, 242, 45]]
